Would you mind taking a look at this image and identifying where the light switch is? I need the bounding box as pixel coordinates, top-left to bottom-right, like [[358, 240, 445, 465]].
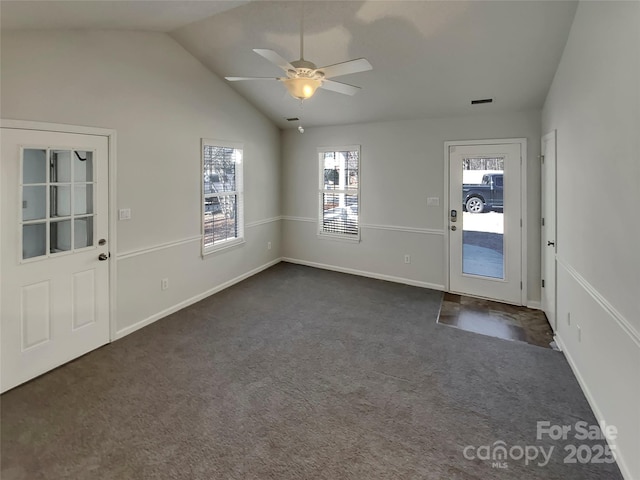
[[427, 197, 440, 206], [119, 208, 131, 220]]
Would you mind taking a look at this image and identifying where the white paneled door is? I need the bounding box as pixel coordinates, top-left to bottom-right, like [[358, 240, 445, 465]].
[[448, 142, 524, 305], [1, 127, 110, 392]]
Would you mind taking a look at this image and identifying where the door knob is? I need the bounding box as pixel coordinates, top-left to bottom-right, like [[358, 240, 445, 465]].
[[547, 241, 555, 247], [451, 226, 457, 231], [98, 253, 108, 261]]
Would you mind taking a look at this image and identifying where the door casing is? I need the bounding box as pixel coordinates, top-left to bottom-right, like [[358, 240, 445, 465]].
[[0, 119, 118, 343], [443, 138, 528, 306], [541, 130, 557, 331]]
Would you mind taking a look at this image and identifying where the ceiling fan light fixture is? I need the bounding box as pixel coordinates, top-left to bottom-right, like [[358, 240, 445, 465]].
[[282, 77, 322, 100]]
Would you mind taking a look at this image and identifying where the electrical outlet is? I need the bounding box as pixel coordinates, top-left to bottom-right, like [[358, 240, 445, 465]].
[[267, 241, 272, 250], [404, 254, 411, 264], [161, 278, 169, 290]]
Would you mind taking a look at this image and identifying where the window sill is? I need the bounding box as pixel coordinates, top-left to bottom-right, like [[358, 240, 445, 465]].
[[202, 238, 245, 257], [317, 232, 361, 244]]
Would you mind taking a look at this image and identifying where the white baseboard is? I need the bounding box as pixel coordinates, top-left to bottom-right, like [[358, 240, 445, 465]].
[[114, 258, 282, 340], [282, 257, 445, 291], [526, 300, 542, 310], [555, 333, 633, 480], [554, 258, 638, 480]]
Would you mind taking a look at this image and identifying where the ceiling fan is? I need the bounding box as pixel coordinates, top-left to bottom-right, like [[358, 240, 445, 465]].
[[225, 10, 372, 100]]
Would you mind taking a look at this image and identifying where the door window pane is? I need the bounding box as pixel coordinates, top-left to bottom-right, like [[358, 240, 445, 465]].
[[23, 223, 46, 259], [73, 151, 93, 182], [50, 185, 71, 217], [73, 185, 93, 215], [50, 220, 72, 253], [50, 150, 72, 183], [22, 186, 47, 221], [20, 147, 99, 260], [461, 158, 505, 279], [23, 149, 47, 184], [74, 217, 94, 248]]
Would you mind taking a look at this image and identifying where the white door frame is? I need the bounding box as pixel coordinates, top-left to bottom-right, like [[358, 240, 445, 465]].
[[541, 130, 557, 330], [1, 119, 118, 341], [443, 138, 528, 306]]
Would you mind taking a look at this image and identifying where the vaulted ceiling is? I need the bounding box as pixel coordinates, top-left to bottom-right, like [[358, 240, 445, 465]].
[[0, 1, 248, 32], [1, 1, 578, 129]]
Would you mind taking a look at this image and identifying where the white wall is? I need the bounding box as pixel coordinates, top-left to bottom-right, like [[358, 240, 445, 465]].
[[1, 30, 282, 335], [542, 2, 640, 479], [281, 111, 541, 302]]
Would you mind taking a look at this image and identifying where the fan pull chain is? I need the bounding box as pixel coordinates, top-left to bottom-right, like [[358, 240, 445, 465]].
[[298, 97, 305, 133]]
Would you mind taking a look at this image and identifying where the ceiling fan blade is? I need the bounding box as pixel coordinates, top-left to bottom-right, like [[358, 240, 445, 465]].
[[320, 80, 361, 96], [253, 49, 295, 72], [225, 77, 280, 81], [318, 58, 372, 79]]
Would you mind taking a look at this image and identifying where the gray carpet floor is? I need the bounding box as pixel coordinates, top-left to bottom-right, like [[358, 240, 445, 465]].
[[1, 263, 623, 479]]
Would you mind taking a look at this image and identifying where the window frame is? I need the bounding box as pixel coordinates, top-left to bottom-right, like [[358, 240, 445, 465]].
[[19, 146, 98, 263], [317, 145, 361, 242], [201, 139, 244, 256]]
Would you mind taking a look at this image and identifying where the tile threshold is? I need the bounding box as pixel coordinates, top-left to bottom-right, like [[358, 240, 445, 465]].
[[437, 292, 554, 349]]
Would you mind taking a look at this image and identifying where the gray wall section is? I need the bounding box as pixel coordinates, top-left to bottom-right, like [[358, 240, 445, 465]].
[[543, 1, 639, 329], [1, 30, 282, 333], [542, 2, 640, 479], [281, 111, 542, 302]]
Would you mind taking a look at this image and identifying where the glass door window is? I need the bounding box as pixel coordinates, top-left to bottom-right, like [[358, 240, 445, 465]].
[[448, 142, 524, 305], [21, 148, 95, 260], [461, 156, 505, 279]]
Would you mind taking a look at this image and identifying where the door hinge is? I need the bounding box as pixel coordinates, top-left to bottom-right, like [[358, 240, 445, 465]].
[[540, 154, 545, 163], [520, 219, 523, 227], [542, 279, 545, 288], [520, 281, 523, 290], [542, 217, 545, 226]]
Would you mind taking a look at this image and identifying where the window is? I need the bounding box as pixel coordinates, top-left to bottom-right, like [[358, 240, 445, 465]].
[[202, 140, 243, 254], [21, 148, 96, 260], [318, 145, 360, 240]]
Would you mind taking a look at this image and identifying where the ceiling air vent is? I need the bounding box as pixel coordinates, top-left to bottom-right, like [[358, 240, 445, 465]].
[[286, 117, 300, 122], [471, 98, 493, 105]]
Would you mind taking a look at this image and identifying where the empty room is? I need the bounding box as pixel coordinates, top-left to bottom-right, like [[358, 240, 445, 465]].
[[1, 1, 638, 479]]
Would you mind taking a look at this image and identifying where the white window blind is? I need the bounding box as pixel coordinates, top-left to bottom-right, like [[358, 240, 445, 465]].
[[202, 140, 243, 254], [318, 146, 360, 239]]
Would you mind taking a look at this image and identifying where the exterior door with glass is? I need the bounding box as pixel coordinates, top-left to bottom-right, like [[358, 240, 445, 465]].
[[1, 127, 110, 392], [448, 141, 524, 305]]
